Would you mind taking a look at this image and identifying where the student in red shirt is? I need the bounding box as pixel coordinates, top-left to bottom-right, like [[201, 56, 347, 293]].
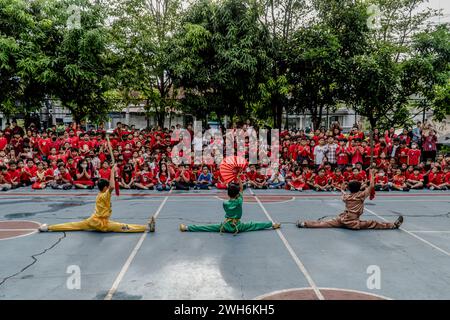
[[374, 168, 389, 191], [397, 141, 409, 166], [390, 169, 409, 191], [174, 164, 191, 190], [407, 142, 421, 166], [361, 140, 372, 169], [7, 161, 20, 189], [444, 166, 450, 189], [428, 166, 446, 190], [297, 138, 311, 163], [287, 167, 307, 191], [343, 164, 353, 181], [313, 168, 331, 191], [0, 165, 12, 191], [50, 163, 73, 190], [156, 162, 172, 191], [404, 165, 414, 180], [21, 159, 37, 186], [336, 139, 350, 169], [32, 162, 50, 189], [119, 163, 135, 189], [330, 167, 345, 191], [135, 163, 155, 190], [350, 139, 364, 165], [246, 165, 260, 188], [0, 131, 7, 151], [406, 167, 424, 190], [255, 166, 268, 189], [348, 167, 365, 184], [73, 159, 95, 189], [98, 161, 112, 180]]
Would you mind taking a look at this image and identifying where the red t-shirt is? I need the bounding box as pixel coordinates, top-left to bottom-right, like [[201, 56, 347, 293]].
[[407, 149, 421, 166], [246, 171, 258, 181], [314, 175, 328, 186], [297, 145, 311, 158], [375, 176, 388, 184], [38, 138, 51, 156], [0, 137, 7, 151], [138, 172, 154, 185], [331, 174, 344, 184], [58, 171, 73, 183], [392, 175, 405, 186], [175, 170, 191, 182], [98, 168, 111, 179], [8, 169, 20, 184], [0, 172, 12, 184], [408, 173, 423, 182], [21, 166, 37, 182], [428, 172, 443, 185], [445, 172, 450, 184], [336, 146, 349, 165]]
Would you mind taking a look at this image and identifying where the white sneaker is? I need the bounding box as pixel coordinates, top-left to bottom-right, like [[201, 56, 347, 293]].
[[39, 224, 49, 232]]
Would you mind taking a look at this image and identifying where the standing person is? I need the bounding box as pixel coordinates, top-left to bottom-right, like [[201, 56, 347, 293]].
[[39, 165, 155, 233], [411, 121, 422, 145], [296, 169, 404, 230], [313, 138, 327, 170], [324, 136, 338, 169], [422, 129, 438, 162], [179, 174, 280, 234]]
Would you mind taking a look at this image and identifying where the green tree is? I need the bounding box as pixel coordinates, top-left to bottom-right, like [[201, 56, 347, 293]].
[[110, 0, 183, 128], [287, 24, 343, 130], [168, 0, 272, 126]]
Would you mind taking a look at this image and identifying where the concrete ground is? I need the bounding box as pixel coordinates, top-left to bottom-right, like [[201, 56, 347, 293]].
[[0, 188, 449, 300]]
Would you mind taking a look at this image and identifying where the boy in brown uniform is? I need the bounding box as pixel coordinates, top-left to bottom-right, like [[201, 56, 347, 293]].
[[297, 169, 404, 230]]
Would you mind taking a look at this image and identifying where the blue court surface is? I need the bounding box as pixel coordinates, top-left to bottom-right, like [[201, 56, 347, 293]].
[[0, 188, 449, 300]]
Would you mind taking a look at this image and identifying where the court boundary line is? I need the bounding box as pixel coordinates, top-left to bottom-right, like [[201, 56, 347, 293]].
[[408, 231, 450, 233], [214, 196, 296, 204], [364, 208, 450, 257], [104, 188, 173, 300], [248, 189, 325, 300]]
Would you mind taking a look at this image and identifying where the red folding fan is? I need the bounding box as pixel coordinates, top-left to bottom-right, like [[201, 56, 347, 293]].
[[219, 156, 248, 184]]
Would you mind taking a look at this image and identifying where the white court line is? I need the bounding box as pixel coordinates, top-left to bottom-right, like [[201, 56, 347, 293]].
[[0, 229, 37, 231], [408, 231, 450, 233], [214, 196, 295, 204], [104, 188, 173, 300], [249, 189, 325, 300], [364, 208, 450, 257], [0, 230, 38, 241]]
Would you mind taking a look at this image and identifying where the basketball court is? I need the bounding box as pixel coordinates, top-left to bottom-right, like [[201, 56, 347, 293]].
[[1, 188, 449, 300]]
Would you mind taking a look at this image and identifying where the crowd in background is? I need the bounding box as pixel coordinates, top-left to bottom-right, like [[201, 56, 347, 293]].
[[0, 119, 449, 192]]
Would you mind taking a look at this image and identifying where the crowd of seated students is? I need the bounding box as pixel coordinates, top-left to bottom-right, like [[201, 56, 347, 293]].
[[0, 119, 449, 192]]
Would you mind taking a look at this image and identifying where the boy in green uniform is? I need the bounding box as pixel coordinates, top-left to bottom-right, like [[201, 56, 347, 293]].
[[179, 174, 280, 234]]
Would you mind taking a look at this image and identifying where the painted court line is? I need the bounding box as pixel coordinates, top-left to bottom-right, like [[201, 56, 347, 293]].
[[248, 189, 325, 300], [365, 208, 450, 257], [408, 231, 450, 233], [104, 188, 173, 300], [0, 229, 37, 231]]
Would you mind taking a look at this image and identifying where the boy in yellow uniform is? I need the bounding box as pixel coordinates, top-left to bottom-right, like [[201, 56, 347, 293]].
[[39, 164, 155, 233]]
